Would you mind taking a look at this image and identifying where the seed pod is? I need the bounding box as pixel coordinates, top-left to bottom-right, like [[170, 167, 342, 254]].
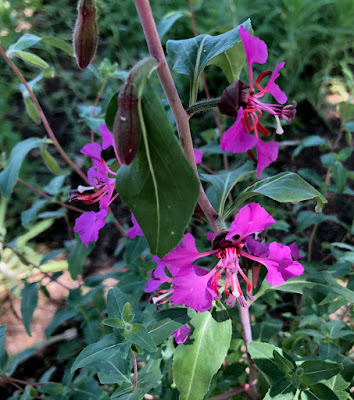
[[113, 82, 142, 165], [73, 0, 98, 70], [217, 80, 249, 118]]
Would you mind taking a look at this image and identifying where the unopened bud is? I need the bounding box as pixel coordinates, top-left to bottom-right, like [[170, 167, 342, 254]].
[[113, 82, 142, 165], [73, 0, 98, 70], [217, 80, 249, 118]]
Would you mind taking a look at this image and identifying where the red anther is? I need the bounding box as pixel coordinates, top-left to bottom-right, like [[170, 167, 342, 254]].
[[257, 122, 270, 136]]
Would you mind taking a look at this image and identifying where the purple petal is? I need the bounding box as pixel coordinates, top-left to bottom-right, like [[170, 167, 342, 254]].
[[194, 148, 204, 164], [207, 232, 215, 242], [258, 242, 304, 286], [74, 209, 107, 247], [171, 266, 215, 312], [172, 325, 190, 344], [245, 236, 270, 258], [239, 26, 268, 66], [162, 233, 204, 276], [145, 257, 170, 293], [81, 143, 102, 161], [256, 140, 279, 179], [99, 124, 114, 150], [226, 203, 276, 241], [264, 62, 287, 104], [220, 107, 257, 154], [127, 214, 144, 239], [289, 242, 302, 260], [87, 163, 108, 186]]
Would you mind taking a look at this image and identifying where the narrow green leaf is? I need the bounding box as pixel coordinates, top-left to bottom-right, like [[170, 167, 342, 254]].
[[97, 353, 131, 384], [224, 172, 327, 218], [41, 147, 61, 175], [67, 235, 95, 279], [273, 351, 296, 375], [201, 161, 254, 215], [263, 378, 296, 400], [71, 334, 126, 372], [0, 137, 46, 197], [8, 33, 42, 51], [300, 361, 343, 387], [158, 11, 189, 40], [102, 318, 125, 329], [105, 91, 119, 132], [23, 95, 41, 124], [45, 309, 77, 337], [21, 199, 49, 228], [147, 308, 190, 345], [173, 307, 232, 400], [303, 384, 340, 400], [20, 283, 38, 336], [116, 85, 200, 257], [123, 323, 157, 352], [107, 287, 130, 320], [42, 36, 74, 56], [14, 50, 49, 69], [0, 326, 8, 371]]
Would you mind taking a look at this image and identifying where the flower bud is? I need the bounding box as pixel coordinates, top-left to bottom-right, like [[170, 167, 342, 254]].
[[113, 82, 142, 165], [217, 80, 249, 118], [73, 0, 98, 70]]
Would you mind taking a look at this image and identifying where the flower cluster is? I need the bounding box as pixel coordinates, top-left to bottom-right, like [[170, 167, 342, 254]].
[[220, 26, 296, 178], [145, 203, 303, 312]]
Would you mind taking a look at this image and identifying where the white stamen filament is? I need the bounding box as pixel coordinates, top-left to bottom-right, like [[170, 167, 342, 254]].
[[152, 290, 172, 304], [275, 115, 284, 135], [77, 185, 95, 193]]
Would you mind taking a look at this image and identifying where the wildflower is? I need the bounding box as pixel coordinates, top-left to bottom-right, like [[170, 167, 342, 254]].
[[220, 26, 296, 178], [172, 325, 190, 344], [156, 203, 303, 311], [69, 124, 119, 247]]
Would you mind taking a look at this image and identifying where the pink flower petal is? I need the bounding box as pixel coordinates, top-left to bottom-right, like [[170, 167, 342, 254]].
[[289, 242, 302, 260], [145, 257, 170, 293], [99, 124, 114, 150], [172, 325, 190, 344], [171, 266, 215, 312], [264, 62, 287, 104], [245, 236, 270, 257], [162, 233, 205, 276], [194, 148, 204, 164], [80, 142, 102, 161], [74, 209, 107, 247], [256, 140, 279, 178], [226, 203, 276, 241], [127, 213, 144, 239], [220, 107, 257, 153]]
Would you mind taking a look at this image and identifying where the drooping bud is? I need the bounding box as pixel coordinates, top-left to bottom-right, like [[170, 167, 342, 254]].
[[217, 80, 249, 118], [73, 0, 98, 70], [113, 82, 142, 165]]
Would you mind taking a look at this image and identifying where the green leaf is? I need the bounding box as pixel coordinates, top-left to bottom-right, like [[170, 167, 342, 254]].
[[67, 235, 95, 280], [8, 33, 42, 51], [256, 272, 354, 303], [102, 318, 125, 329], [273, 351, 295, 376], [71, 334, 127, 372], [0, 137, 46, 197], [21, 199, 49, 228], [300, 361, 343, 387], [123, 323, 157, 352], [305, 383, 340, 400], [158, 11, 189, 40], [13, 50, 49, 69], [224, 172, 327, 218], [20, 283, 38, 336], [263, 379, 296, 400], [331, 161, 347, 194], [23, 95, 41, 123], [105, 91, 119, 132], [147, 308, 190, 345], [167, 20, 251, 100], [45, 309, 77, 337], [97, 353, 131, 384], [107, 287, 130, 320], [42, 36, 74, 56], [210, 39, 246, 83], [201, 161, 254, 215], [248, 342, 285, 383], [0, 326, 8, 371], [173, 307, 232, 400], [41, 146, 61, 175], [116, 84, 200, 257]]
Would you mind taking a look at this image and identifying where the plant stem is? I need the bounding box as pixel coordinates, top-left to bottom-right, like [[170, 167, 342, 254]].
[[0, 44, 88, 182], [237, 303, 259, 400], [131, 349, 138, 391], [186, 98, 220, 116], [207, 384, 250, 400], [133, 0, 220, 232]]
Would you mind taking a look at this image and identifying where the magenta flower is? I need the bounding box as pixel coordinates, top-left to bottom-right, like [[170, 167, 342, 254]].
[[194, 148, 204, 164], [220, 26, 296, 178], [69, 124, 119, 247], [172, 325, 190, 344], [154, 203, 303, 311], [126, 213, 144, 239]]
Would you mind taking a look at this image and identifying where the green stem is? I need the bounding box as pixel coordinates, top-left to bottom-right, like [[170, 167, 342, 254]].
[[186, 98, 220, 116]]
